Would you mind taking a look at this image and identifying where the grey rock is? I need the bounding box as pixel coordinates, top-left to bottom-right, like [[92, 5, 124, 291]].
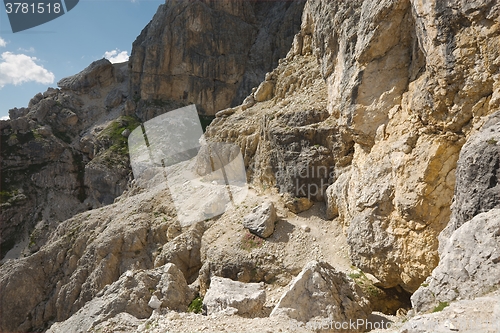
[[243, 201, 277, 238], [84, 159, 130, 206], [154, 222, 204, 284], [203, 276, 266, 316], [241, 95, 255, 111], [28, 93, 44, 107], [105, 88, 124, 109], [37, 126, 52, 136], [401, 291, 500, 333], [121, 128, 131, 138], [148, 295, 162, 309], [8, 107, 29, 120], [58, 59, 115, 92], [411, 209, 500, 313], [270, 261, 371, 329], [440, 111, 500, 243], [0, 184, 178, 332], [46, 264, 193, 333], [129, 0, 305, 116]]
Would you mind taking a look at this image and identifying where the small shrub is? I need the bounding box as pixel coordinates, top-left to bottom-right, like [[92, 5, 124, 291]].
[[188, 297, 203, 314]]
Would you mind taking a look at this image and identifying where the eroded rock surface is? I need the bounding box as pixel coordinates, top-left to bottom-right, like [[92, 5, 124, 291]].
[[316, 0, 500, 292], [411, 209, 500, 313], [203, 276, 266, 316], [129, 0, 305, 116], [271, 261, 371, 331], [0, 60, 132, 261], [46, 263, 193, 333], [243, 201, 277, 238]]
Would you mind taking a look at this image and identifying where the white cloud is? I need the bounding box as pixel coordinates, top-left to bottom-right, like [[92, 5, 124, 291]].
[[0, 37, 6, 48], [104, 49, 129, 64], [1, 115, 9, 120], [0, 52, 55, 88], [18, 47, 35, 53]]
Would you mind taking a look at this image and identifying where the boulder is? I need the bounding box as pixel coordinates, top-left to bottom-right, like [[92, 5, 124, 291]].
[[243, 201, 277, 238], [411, 112, 500, 313], [284, 195, 313, 214], [270, 261, 371, 330], [153, 222, 203, 284], [46, 263, 194, 333], [254, 80, 275, 102], [203, 276, 266, 317], [411, 209, 500, 313]]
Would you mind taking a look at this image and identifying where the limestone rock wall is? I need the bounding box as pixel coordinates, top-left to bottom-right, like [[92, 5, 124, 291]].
[[411, 111, 500, 313], [129, 0, 305, 116], [315, 0, 500, 292], [208, 0, 500, 293]]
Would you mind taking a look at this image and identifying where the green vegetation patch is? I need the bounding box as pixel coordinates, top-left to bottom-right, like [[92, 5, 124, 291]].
[[348, 269, 382, 298], [487, 138, 498, 145], [432, 301, 449, 313], [98, 116, 141, 155], [188, 297, 203, 314], [0, 190, 18, 203]]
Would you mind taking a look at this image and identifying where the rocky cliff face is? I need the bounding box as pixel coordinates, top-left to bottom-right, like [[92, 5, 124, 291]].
[[411, 111, 500, 313], [129, 0, 305, 116], [0, 60, 134, 261], [1, 0, 500, 332], [209, 0, 500, 293], [313, 0, 499, 293]]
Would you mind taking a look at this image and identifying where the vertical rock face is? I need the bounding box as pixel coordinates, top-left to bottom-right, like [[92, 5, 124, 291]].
[[307, 0, 419, 142], [440, 111, 500, 242], [411, 112, 500, 313], [129, 0, 305, 116], [208, 0, 500, 292], [411, 209, 500, 313], [315, 0, 500, 292]]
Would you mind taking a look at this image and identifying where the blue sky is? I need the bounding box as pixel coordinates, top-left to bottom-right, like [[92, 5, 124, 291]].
[[0, 0, 163, 119]]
